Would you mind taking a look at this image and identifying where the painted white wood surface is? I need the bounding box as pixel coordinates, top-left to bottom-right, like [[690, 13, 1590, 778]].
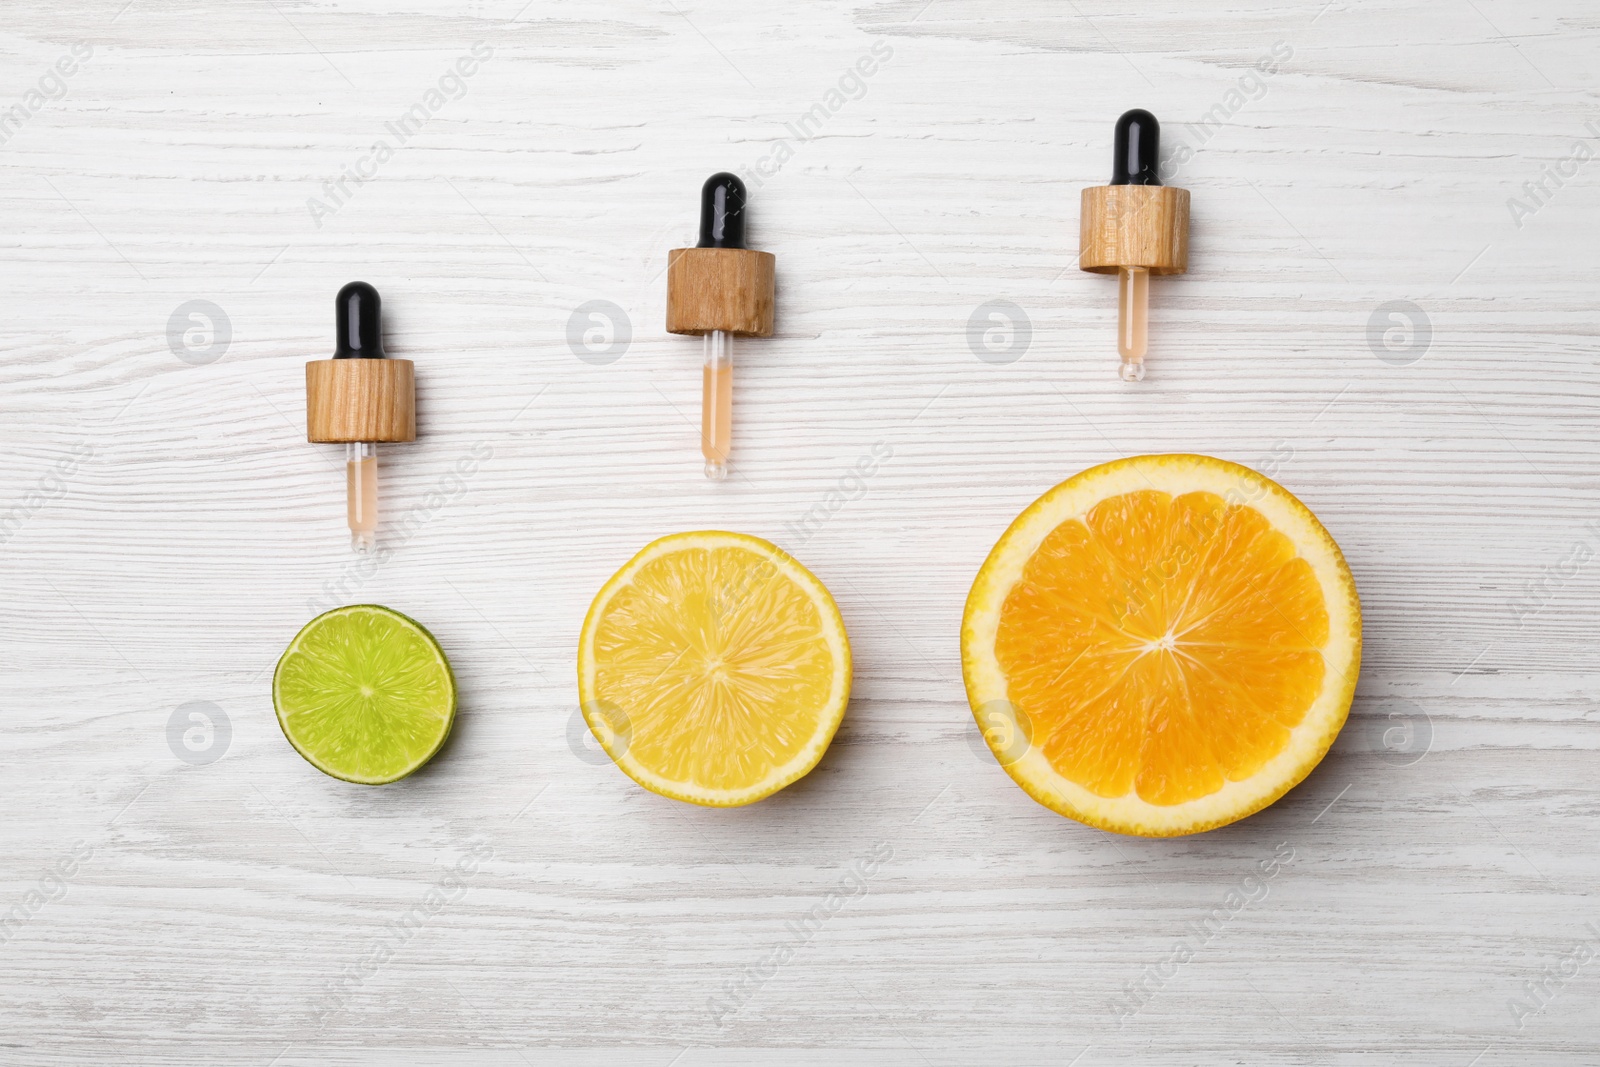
[[1, 1, 1597, 1063]]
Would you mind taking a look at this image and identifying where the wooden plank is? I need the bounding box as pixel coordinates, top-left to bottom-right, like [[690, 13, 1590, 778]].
[[0, 1, 1596, 1062]]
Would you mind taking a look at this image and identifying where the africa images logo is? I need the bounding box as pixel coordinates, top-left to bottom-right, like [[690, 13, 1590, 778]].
[[306, 43, 494, 228]]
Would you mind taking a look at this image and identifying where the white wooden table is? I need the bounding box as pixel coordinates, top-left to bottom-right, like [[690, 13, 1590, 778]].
[[2, 2, 1596, 1063]]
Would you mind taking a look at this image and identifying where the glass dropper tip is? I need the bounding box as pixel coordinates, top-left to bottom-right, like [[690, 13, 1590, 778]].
[[1116, 265, 1149, 381], [346, 441, 378, 554], [700, 329, 733, 481]]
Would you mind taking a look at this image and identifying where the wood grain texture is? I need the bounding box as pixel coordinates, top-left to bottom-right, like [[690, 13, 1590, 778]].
[[1080, 185, 1191, 274], [666, 248, 778, 336], [306, 358, 417, 443], [0, 1, 1597, 1064]]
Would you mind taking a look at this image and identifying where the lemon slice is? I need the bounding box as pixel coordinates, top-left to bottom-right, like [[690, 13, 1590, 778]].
[[962, 455, 1361, 836], [578, 531, 852, 806], [273, 605, 457, 785]]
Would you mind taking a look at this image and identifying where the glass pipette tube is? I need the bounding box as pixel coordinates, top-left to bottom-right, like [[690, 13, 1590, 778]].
[[702, 329, 733, 480], [346, 441, 378, 552], [1118, 266, 1149, 381]]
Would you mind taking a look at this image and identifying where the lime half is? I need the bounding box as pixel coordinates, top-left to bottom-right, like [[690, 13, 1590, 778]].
[[273, 605, 457, 784]]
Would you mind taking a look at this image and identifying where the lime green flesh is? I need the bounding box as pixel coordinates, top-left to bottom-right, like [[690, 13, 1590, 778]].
[[273, 605, 456, 784]]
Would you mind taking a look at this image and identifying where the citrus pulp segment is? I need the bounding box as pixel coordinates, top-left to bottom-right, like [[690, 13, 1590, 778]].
[[273, 604, 457, 785], [962, 455, 1360, 836], [578, 531, 852, 807]]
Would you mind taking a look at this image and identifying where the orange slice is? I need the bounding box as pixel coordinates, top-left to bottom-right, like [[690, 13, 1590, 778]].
[[962, 455, 1360, 836], [578, 531, 852, 806]]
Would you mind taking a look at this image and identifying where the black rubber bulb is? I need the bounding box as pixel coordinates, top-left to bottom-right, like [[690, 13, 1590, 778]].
[[1111, 109, 1162, 186], [696, 172, 748, 249], [333, 281, 385, 359]]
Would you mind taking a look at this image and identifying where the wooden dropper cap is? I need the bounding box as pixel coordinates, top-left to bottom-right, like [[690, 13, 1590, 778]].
[[305, 282, 416, 443], [666, 173, 776, 337], [1080, 109, 1190, 275]]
